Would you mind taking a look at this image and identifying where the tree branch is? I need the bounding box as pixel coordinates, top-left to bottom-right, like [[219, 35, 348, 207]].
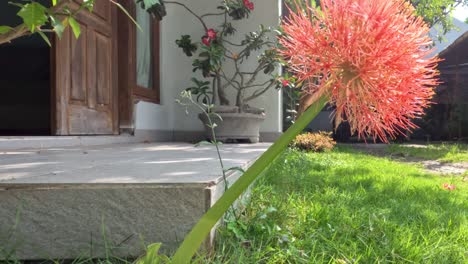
[[243, 79, 273, 89], [201, 12, 225, 18], [244, 80, 276, 102], [165, 1, 208, 32], [0, 0, 73, 45]]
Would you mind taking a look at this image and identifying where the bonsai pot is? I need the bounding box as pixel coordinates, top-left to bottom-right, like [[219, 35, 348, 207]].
[[199, 109, 265, 143]]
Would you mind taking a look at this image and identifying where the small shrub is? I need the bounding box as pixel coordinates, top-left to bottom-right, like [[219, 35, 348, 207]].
[[290, 131, 336, 152]]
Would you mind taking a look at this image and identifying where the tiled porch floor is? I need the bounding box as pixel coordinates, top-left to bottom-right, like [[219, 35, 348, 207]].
[[0, 142, 270, 185]]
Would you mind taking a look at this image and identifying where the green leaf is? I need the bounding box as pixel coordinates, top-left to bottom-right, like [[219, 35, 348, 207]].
[[8, 2, 24, 9], [82, 0, 95, 12], [51, 0, 57, 6], [110, 0, 142, 32], [194, 141, 213, 147], [17, 2, 48, 32], [176, 35, 197, 56], [142, 0, 161, 9], [207, 123, 217, 129], [224, 166, 246, 174], [68, 16, 81, 38], [37, 31, 51, 46], [135, 243, 169, 264], [0, 26, 13, 34], [208, 112, 223, 122], [171, 95, 329, 263], [50, 16, 65, 39], [136, 0, 166, 20]]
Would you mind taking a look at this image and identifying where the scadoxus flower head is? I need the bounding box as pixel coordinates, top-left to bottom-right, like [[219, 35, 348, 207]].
[[279, 0, 440, 142]]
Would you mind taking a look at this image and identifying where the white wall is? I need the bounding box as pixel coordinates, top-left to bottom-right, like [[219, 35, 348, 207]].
[[134, 0, 282, 135]]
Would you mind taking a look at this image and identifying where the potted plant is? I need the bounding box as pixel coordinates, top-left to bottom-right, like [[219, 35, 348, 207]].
[[169, 0, 282, 143]]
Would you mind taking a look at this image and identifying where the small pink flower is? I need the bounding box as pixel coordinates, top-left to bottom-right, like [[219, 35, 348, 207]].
[[206, 29, 217, 40], [282, 80, 290, 87], [442, 183, 456, 191], [243, 0, 254, 10], [202, 36, 211, 46]]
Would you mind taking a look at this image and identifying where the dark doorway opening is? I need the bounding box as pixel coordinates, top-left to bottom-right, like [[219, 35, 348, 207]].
[[0, 1, 51, 135]]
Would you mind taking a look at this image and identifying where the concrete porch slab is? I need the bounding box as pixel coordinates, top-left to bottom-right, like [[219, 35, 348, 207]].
[[0, 131, 172, 151], [0, 142, 270, 260]]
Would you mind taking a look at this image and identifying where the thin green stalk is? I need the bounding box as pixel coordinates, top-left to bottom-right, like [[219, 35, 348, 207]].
[[188, 97, 229, 191], [208, 116, 229, 192], [196, 103, 238, 220], [171, 95, 329, 264], [181, 93, 239, 221]]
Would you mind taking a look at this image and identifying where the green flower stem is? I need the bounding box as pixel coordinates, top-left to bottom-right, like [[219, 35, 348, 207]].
[[171, 95, 328, 264]]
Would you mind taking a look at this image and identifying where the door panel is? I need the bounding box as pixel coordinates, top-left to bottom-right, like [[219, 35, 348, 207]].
[[96, 33, 111, 105], [54, 1, 117, 135], [93, 0, 111, 21], [70, 25, 86, 102]]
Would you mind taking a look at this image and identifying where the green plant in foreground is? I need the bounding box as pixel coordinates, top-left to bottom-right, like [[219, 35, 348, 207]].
[[177, 90, 246, 196]]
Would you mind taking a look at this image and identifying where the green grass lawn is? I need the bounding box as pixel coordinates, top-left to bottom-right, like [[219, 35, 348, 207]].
[[204, 147, 467, 264], [387, 143, 468, 163]]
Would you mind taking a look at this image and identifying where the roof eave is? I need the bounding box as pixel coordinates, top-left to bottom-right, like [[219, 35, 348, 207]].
[[438, 31, 468, 58]]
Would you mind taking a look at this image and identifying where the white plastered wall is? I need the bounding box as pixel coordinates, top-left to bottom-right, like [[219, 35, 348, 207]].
[[135, 0, 282, 137]]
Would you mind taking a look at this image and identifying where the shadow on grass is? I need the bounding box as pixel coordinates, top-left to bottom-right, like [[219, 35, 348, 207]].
[[385, 143, 468, 163]]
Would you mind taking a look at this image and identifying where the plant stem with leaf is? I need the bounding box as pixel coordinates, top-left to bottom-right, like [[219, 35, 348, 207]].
[[172, 94, 329, 263], [177, 91, 230, 193]]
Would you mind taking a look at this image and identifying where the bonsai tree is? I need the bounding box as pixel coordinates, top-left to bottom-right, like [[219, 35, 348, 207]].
[[169, 0, 282, 113]]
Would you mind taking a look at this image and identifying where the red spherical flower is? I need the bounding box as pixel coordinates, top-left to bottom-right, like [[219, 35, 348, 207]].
[[243, 0, 254, 11], [282, 79, 290, 87], [206, 29, 217, 40], [202, 36, 211, 46], [442, 183, 456, 191], [279, 0, 440, 142]]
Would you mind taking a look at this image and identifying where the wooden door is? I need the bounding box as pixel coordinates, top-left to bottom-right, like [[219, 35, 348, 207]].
[[53, 1, 118, 135]]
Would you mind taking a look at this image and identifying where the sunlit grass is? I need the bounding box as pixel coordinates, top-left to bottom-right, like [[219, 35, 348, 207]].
[[387, 143, 468, 163], [205, 147, 467, 264]]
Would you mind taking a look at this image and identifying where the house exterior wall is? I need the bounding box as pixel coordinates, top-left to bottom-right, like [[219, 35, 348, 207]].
[[134, 0, 282, 141], [424, 32, 468, 141]]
